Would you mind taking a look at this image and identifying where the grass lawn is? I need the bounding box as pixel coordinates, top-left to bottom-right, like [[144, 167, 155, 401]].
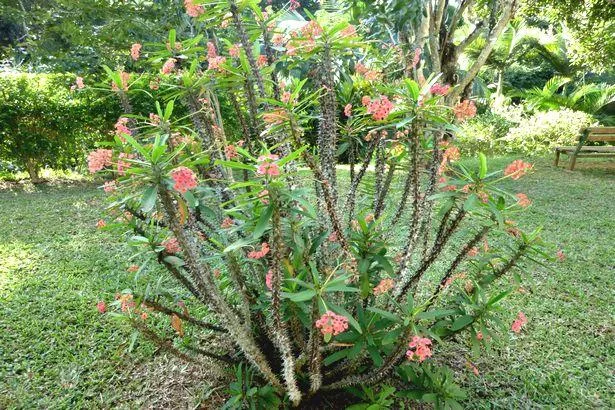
[[0, 157, 613, 408]]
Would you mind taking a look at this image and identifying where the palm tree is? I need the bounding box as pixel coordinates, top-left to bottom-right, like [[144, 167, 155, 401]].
[[522, 76, 615, 115]]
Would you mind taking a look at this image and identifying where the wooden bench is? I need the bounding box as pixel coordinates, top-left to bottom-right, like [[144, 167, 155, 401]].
[[554, 126, 615, 170]]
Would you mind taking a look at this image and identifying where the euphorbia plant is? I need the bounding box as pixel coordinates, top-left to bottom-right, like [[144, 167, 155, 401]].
[[89, 1, 553, 407]]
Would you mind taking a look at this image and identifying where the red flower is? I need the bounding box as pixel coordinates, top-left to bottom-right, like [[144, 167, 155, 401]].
[[504, 160, 533, 180], [170, 167, 198, 193], [453, 100, 477, 121], [96, 301, 106, 313]]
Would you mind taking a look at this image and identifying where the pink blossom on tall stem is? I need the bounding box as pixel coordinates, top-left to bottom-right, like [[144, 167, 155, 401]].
[[114, 117, 132, 137], [87, 149, 113, 173], [207, 41, 218, 59], [184, 0, 204, 17], [272, 33, 286, 46], [340, 25, 356, 38], [161, 58, 176, 75], [256, 54, 268, 68], [97, 301, 106, 313], [430, 83, 450, 96], [117, 152, 135, 176], [229, 44, 241, 58], [221, 217, 234, 229], [170, 167, 198, 193], [248, 242, 270, 259], [344, 103, 352, 117], [149, 113, 161, 125], [315, 311, 349, 337], [163, 237, 181, 254], [208, 56, 226, 71], [103, 181, 116, 193], [75, 76, 85, 89], [366, 96, 394, 121], [504, 160, 533, 180], [511, 311, 528, 333], [225, 144, 238, 159], [373, 278, 394, 295], [281, 91, 292, 104], [130, 43, 142, 60], [516, 193, 531, 207], [453, 100, 477, 121], [406, 336, 432, 362]]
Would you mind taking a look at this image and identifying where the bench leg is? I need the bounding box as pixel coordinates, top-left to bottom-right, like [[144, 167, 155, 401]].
[[569, 153, 577, 170], [554, 150, 560, 166]]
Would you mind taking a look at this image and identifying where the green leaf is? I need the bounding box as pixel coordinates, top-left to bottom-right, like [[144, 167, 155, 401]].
[[367, 307, 401, 323], [478, 152, 488, 179], [216, 160, 255, 171], [163, 255, 185, 267], [223, 237, 254, 253], [451, 315, 474, 331], [282, 289, 316, 302], [415, 308, 458, 320], [328, 302, 362, 334], [277, 145, 307, 166], [140, 186, 158, 212], [253, 204, 273, 239], [323, 347, 351, 365]]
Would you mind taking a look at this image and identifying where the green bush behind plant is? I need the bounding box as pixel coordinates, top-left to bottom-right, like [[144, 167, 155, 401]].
[[458, 107, 595, 156]]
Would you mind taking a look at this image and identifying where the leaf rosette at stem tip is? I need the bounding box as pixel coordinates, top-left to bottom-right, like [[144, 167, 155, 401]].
[[86, 5, 553, 407]]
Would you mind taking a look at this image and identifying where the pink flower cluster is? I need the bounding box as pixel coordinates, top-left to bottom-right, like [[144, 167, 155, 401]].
[[406, 336, 432, 362], [516, 193, 531, 207], [257, 154, 281, 177], [161, 58, 176, 75], [229, 44, 241, 58], [225, 144, 238, 159], [272, 33, 286, 47], [263, 109, 288, 125], [340, 25, 357, 38], [281, 91, 292, 104], [355, 63, 381, 81], [248, 242, 270, 259], [163, 237, 182, 254], [257, 55, 268, 68], [511, 311, 527, 333], [117, 152, 135, 175], [373, 278, 394, 296], [75, 76, 85, 89], [184, 0, 204, 17], [344, 103, 352, 117], [103, 180, 116, 193], [114, 117, 131, 138], [130, 43, 142, 61], [97, 300, 106, 313], [504, 160, 533, 180], [87, 149, 113, 173], [149, 113, 161, 125], [221, 217, 234, 229], [443, 145, 460, 163], [453, 100, 477, 121], [315, 311, 349, 337], [430, 83, 450, 96], [170, 166, 198, 193], [366, 96, 394, 121]]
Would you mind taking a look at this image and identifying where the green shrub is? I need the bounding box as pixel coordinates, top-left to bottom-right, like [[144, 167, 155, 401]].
[[0, 73, 118, 181], [501, 108, 594, 155], [457, 110, 520, 155]]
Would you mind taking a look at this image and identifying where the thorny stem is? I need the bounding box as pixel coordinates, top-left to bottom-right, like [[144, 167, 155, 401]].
[[269, 190, 302, 405], [158, 187, 281, 388]]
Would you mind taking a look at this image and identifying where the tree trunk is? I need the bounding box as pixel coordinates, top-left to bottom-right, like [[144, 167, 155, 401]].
[[25, 158, 41, 183]]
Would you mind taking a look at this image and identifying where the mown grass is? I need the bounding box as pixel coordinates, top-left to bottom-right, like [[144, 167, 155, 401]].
[[0, 157, 613, 408]]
